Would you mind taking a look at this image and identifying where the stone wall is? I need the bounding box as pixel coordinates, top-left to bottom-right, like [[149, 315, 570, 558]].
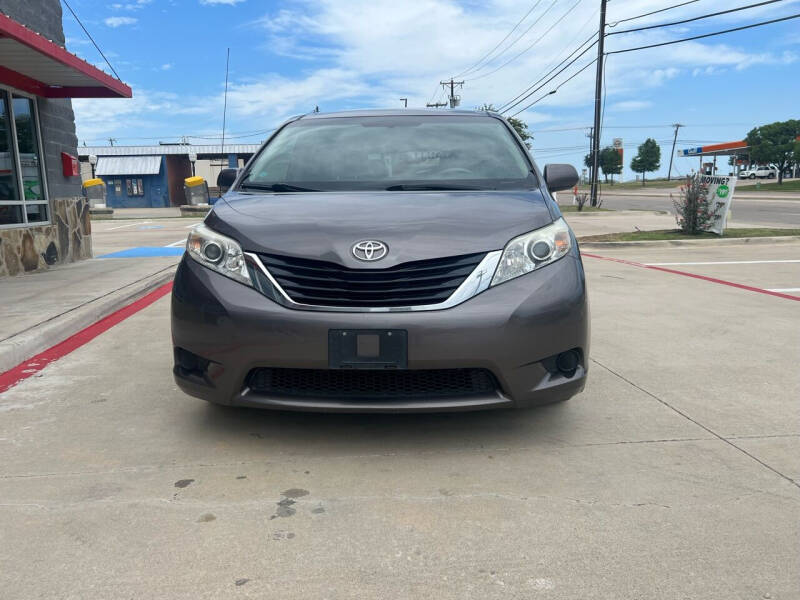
[[0, 197, 92, 277]]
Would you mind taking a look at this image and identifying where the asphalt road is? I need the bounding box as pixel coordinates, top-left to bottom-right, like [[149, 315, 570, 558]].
[[1, 241, 798, 599], [597, 192, 800, 227]]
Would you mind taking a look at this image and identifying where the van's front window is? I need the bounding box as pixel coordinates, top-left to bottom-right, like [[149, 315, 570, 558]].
[[240, 115, 535, 192]]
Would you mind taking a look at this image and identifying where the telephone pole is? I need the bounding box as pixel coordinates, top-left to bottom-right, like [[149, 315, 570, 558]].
[[108, 137, 117, 146], [667, 123, 683, 181], [440, 79, 464, 108], [589, 0, 607, 207]]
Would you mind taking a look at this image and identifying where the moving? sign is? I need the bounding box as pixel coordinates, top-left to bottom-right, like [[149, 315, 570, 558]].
[[698, 174, 736, 235]]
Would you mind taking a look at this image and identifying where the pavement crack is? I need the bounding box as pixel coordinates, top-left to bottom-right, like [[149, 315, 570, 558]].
[[591, 357, 800, 491]]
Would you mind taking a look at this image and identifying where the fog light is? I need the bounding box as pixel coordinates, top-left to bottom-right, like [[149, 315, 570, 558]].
[[555, 350, 580, 377]]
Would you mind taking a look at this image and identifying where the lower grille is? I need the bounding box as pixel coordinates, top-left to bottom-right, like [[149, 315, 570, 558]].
[[247, 368, 498, 400]]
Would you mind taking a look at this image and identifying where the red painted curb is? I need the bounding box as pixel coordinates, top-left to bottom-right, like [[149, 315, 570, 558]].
[[583, 253, 800, 302], [0, 282, 173, 394]]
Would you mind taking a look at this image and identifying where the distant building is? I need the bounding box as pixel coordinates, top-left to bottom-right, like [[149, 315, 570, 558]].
[[78, 144, 260, 208], [0, 1, 131, 276]]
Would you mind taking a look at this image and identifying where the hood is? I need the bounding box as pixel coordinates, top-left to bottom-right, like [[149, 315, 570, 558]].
[[206, 190, 555, 268]]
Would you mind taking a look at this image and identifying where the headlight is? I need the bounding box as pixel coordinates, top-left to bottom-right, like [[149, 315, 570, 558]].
[[491, 217, 572, 286], [186, 223, 252, 286]]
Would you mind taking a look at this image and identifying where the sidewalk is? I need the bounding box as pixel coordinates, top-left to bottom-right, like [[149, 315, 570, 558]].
[[0, 256, 179, 373]]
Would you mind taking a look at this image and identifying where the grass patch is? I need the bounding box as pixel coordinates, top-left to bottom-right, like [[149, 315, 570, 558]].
[[577, 178, 682, 190], [579, 228, 800, 242], [559, 205, 611, 212], [737, 179, 800, 192]]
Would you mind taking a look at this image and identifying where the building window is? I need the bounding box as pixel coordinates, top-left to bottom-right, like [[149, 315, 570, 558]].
[[126, 178, 144, 196], [0, 89, 48, 227]]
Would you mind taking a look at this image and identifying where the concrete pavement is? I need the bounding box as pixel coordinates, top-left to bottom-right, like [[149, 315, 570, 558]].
[[1, 241, 798, 598]]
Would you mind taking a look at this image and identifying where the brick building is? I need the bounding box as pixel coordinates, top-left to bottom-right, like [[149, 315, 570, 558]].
[[0, 0, 131, 276]]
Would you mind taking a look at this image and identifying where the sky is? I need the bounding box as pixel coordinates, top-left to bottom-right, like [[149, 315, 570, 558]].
[[62, 0, 800, 179]]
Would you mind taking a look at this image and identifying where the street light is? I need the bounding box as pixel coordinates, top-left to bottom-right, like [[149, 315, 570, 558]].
[[88, 154, 97, 178], [188, 152, 197, 177]]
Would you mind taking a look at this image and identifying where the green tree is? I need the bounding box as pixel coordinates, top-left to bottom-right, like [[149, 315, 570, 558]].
[[584, 147, 623, 183], [630, 138, 661, 185], [478, 104, 532, 149], [745, 119, 800, 184], [599, 146, 622, 183]]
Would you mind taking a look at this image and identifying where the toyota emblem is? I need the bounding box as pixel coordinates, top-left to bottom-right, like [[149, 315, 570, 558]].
[[352, 240, 388, 262]]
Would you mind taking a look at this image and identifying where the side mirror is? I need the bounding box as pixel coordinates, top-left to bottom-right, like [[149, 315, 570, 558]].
[[543, 164, 579, 192], [217, 168, 240, 190]]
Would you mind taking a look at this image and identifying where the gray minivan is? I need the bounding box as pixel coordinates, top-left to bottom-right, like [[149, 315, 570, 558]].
[[171, 109, 588, 412]]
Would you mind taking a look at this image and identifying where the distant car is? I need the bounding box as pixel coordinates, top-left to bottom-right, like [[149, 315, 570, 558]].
[[739, 165, 777, 179]]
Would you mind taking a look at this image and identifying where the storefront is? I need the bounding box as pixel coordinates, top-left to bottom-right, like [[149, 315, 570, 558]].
[[0, 4, 131, 276]]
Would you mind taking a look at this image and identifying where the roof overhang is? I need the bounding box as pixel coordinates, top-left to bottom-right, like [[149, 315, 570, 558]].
[[0, 13, 132, 99]]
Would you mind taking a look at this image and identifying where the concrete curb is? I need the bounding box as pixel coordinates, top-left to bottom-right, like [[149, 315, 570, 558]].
[[0, 265, 177, 374], [562, 209, 669, 217], [579, 235, 800, 249], [589, 191, 800, 201]]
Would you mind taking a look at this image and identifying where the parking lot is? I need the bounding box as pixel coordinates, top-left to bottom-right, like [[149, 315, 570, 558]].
[[1, 219, 798, 598]]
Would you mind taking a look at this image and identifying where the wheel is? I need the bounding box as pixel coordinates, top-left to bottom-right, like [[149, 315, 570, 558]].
[[749, 173, 756, 179], [768, 172, 776, 179]]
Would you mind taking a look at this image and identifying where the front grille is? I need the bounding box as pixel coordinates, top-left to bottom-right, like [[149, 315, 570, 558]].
[[247, 368, 498, 400], [258, 252, 485, 308]]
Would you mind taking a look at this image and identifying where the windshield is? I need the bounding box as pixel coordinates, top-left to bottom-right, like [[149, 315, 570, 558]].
[[240, 115, 536, 192]]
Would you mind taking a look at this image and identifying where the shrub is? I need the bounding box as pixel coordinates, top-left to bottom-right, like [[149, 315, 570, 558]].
[[672, 176, 722, 234]]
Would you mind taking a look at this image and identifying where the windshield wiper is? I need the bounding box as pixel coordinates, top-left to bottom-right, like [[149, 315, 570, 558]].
[[385, 183, 486, 191], [239, 182, 319, 192]]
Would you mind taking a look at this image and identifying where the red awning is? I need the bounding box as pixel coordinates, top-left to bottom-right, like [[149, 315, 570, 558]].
[[0, 13, 132, 98]]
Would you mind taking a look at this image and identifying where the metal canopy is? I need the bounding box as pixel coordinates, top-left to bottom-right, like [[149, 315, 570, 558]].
[[96, 156, 161, 176], [0, 13, 132, 98]]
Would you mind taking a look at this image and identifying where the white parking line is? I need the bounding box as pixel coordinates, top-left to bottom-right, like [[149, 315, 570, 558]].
[[105, 220, 150, 231], [165, 239, 187, 247], [184, 222, 201, 229], [767, 288, 800, 293], [645, 260, 800, 266]]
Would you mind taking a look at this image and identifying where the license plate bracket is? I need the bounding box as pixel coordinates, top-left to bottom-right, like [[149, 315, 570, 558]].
[[328, 329, 408, 369]]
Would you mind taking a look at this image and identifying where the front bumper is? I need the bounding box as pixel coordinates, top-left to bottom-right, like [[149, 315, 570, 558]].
[[171, 252, 589, 412]]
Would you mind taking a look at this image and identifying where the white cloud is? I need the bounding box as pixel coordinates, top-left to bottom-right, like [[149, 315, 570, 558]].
[[104, 16, 137, 27], [110, 0, 152, 9], [200, 0, 245, 5], [161, 63, 173, 70], [610, 100, 652, 112]]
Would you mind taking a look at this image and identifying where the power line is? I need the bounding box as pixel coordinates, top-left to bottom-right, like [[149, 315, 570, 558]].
[[607, 0, 787, 36], [508, 57, 598, 117], [61, 0, 122, 80], [467, 0, 585, 82], [500, 39, 598, 114], [497, 29, 597, 112], [607, 0, 702, 27], [453, 0, 545, 78], [607, 12, 800, 54]]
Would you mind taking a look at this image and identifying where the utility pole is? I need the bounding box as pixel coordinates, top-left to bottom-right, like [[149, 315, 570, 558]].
[[108, 137, 116, 146], [585, 127, 594, 183], [589, 0, 607, 207], [400, 98, 408, 108], [440, 79, 464, 108], [667, 123, 683, 181], [426, 102, 448, 108]]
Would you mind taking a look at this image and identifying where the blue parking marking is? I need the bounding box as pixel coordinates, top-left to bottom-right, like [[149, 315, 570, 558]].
[[98, 247, 185, 258]]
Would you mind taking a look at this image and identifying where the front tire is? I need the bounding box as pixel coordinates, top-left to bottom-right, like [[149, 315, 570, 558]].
[[768, 173, 776, 179], [749, 174, 756, 179]]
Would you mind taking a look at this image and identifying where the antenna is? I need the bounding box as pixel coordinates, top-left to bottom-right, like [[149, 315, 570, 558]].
[[220, 47, 230, 197]]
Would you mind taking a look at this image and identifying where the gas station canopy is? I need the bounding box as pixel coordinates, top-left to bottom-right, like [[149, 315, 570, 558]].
[[0, 12, 132, 98], [678, 140, 748, 158]]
